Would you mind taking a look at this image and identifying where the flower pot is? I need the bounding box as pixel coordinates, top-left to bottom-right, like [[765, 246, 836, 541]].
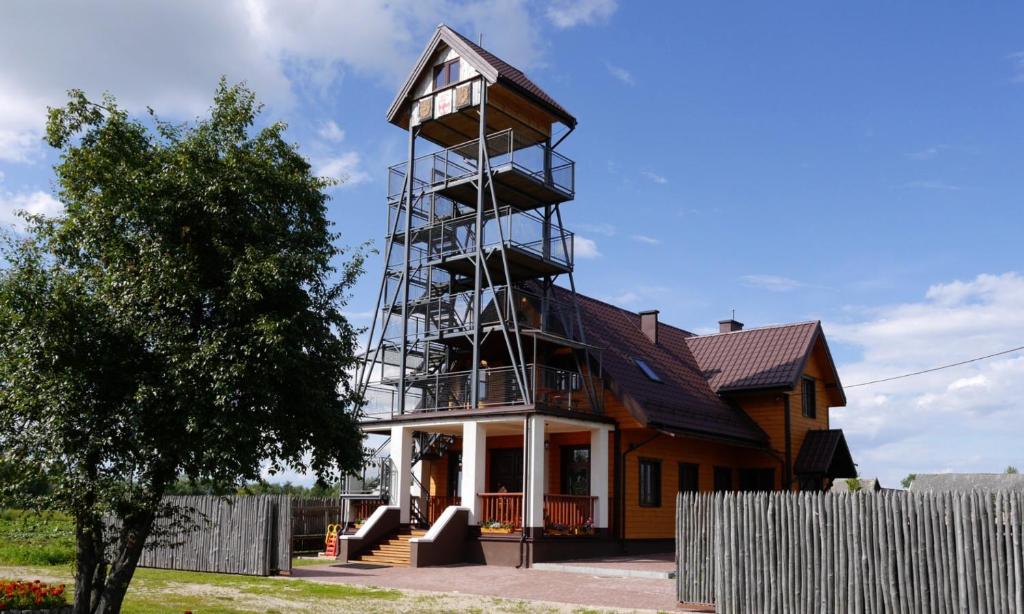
[[481, 526, 513, 534]]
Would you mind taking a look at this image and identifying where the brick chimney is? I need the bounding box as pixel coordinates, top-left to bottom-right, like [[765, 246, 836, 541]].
[[639, 310, 659, 344], [719, 318, 744, 333]]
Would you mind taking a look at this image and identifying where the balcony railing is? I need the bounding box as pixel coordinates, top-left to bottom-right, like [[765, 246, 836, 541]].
[[544, 494, 596, 535], [427, 207, 573, 270], [479, 493, 523, 531], [387, 129, 575, 204], [360, 363, 593, 420]]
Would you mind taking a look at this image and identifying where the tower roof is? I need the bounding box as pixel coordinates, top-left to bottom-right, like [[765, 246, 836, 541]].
[[386, 24, 576, 130]]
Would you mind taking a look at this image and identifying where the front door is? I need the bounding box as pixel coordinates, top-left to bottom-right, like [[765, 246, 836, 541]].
[[560, 445, 591, 495], [489, 448, 523, 492]]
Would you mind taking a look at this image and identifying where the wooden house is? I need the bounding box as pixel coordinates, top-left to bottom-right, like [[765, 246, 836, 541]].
[[345, 24, 856, 568]]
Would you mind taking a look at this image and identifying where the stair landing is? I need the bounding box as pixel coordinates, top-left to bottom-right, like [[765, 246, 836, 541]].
[[353, 527, 427, 567]]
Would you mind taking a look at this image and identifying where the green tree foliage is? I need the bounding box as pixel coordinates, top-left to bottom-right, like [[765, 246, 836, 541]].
[[1007, 466, 1020, 475], [0, 82, 365, 614], [901, 474, 917, 489]]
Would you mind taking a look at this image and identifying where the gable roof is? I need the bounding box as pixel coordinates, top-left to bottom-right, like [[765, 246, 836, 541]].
[[386, 24, 576, 129], [794, 429, 857, 477], [551, 287, 769, 447], [685, 321, 846, 404]]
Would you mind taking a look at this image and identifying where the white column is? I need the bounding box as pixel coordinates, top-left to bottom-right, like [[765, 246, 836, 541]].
[[590, 426, 610, 529], [390, 425, 413, 524], [526, 415, 546, 529], [461, 421, 487, 525]]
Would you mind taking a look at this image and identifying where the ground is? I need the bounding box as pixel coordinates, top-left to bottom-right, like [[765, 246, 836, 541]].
[[0, 510, 675, 613]]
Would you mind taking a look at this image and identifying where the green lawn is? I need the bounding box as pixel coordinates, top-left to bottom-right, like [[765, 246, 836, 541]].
[[0, 510, 619, 613]]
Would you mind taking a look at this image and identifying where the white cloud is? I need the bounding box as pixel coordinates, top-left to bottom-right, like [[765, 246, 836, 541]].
[[546, 0, 618, 29], [574, 235, 601, 258], [607, 291, 639, 306], [316, 152, 371, 188], [641, 171, 667, 184], [576, 222, 616, 237], [317, 120, 346, 143], [905, 144, 947, 161], [605, 62, 634, 85], [740, 274, 805, 292], [829, 272, 1024, 488], [630, 234, 661, 246], [0, 190, 64, 231], [1009, 51, 1024, 83], [900, 180, 961, 191], [0, 0, 547, 165]]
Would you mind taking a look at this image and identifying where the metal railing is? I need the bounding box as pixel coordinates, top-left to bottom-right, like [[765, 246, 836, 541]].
[[426, 206, 573, 270], [387, 129, 575, 201], [360, 363, 593, 420]]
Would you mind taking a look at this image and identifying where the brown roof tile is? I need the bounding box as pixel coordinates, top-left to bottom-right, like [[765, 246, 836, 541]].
[[794, 429, 856, 477], [685, 322, 820, 393], [551, 288, 768, 446]]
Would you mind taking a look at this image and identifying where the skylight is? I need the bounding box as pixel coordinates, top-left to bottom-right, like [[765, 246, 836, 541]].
[[633, 358, 663, 383]]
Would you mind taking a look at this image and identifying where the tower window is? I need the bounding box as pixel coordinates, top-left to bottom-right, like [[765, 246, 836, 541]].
[[434, 58, 461, 89], [639, 458, 662, 507], [802, 376, 817, 419]]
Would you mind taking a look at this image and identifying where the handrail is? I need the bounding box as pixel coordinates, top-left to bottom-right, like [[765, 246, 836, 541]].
[[479, 492, 523, 530], [544, 494, 596, 533]]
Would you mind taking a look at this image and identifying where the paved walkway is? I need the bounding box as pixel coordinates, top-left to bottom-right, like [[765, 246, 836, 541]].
[[290, 559, 688, 612], [532, 552, 676, 579]]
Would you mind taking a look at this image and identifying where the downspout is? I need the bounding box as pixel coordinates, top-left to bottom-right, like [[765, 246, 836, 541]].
[[783, 394, 793, 490], [516, 416, 529, 568], [618, 431, 661, 552]]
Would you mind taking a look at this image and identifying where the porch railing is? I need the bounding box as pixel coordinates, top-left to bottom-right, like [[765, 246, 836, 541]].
[[426, 495, 461, 526], [544, 494, 596, 533], [479, 492, 523, 530]]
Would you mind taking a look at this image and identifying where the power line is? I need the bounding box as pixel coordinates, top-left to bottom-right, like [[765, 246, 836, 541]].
[[845, 345, 1024, 389]]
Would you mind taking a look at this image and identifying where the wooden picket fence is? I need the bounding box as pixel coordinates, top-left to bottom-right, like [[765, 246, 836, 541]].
[[677, 491, 1024, 613], [136, 495, 291, 576]]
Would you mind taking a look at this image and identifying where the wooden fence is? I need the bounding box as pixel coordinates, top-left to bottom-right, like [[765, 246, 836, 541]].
[[677, 491, 1024, 613], [136, 495, 290, 576]]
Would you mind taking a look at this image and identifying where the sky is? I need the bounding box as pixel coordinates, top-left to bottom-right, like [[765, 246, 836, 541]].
[[2, 1, 1023, 488]]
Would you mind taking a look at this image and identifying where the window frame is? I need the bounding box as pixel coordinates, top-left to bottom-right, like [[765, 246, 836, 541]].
[[638, 458, 662, 507], [802, 376, 817, 419], [713, 466, 733, 492], [433, 58, 461, 90], [633, 357, 663, 383], [678, 462, 699, 494]]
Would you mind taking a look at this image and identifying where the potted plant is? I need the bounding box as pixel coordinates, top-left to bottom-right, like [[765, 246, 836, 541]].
[[0, 579, 69, 613], [481, 519, 514, 534], [546, 522, 570, 536], [353, 517, 366, 529]]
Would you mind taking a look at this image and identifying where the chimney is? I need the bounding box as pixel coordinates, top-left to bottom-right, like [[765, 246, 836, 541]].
[[639, 310, 659, 344], [719, 318, 744, 333]]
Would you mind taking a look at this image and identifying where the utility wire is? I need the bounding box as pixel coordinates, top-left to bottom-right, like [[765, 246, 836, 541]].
[[845, 345, 1024, 388]]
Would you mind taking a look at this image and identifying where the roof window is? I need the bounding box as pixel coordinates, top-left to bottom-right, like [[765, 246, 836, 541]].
[[633, 357, 663, 383]]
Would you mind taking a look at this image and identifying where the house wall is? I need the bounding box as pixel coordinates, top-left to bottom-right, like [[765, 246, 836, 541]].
[[618, 428, 780, 540]]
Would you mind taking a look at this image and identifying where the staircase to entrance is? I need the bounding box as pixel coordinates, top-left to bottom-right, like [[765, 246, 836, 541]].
[[352, 527, 427, 566]]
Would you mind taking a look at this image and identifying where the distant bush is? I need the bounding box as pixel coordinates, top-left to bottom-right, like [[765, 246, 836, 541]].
[[0, 510, 74, 567]]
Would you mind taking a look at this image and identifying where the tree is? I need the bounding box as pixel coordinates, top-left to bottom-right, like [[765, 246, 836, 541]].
[[0, 82, 366, 613], [1007, 466, 1020, 475], [901, 474, 917, 489]]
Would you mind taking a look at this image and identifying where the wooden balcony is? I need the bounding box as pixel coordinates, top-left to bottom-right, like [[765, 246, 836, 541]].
[[426, 495, 461, 526], [544, 494, 596, 535]]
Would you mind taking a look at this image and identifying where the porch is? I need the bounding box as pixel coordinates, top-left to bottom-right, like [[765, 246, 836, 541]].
[[353, 412, 615, 566]]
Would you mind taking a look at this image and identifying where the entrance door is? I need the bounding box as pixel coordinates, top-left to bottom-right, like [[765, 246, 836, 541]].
[[489, 448, 523, 492], [560, 445, 591, 495]]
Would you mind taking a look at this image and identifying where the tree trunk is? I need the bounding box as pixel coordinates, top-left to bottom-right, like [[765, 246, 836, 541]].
[[94, 511, 155, 614], [72, 518, 100, 614]]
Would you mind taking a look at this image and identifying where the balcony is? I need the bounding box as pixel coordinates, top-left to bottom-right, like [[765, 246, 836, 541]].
[[387, 129, 574, 212], [362, 363, 594, 420], [475, 493, 597, 535]]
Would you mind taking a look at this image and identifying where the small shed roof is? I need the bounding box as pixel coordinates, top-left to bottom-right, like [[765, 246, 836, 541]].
[[910, 473, 1024, 493], [794, 429, 857, 477]]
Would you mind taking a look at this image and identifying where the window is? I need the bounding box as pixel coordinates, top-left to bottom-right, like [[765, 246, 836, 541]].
[[679, 462, 699, 493], [633, 358, 663, 383], [639, 458, 662, 507], [802, 376, 817, 419], [560, 445, 591, 495], [433, 58, 460, 89], [739, 468, 776, 492], [713, 466, 733, 492], [543, 368, 580, 391]]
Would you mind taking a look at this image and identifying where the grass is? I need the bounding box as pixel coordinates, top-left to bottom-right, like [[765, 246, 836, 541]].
[[0, 509, 75, 566]]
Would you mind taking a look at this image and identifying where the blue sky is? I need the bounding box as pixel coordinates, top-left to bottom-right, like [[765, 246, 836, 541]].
[[2, 1, 1023, 487]]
